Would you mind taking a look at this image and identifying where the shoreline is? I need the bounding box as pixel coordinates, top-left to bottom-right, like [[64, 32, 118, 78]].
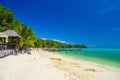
[[56, 52, 120, 70], [57, 49, 120, 68], [0, 49, 120, 80]]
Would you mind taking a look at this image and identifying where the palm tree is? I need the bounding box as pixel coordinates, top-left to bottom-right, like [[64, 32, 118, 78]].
[[13, 24, 35, 47], [0, 5, 14, 31]]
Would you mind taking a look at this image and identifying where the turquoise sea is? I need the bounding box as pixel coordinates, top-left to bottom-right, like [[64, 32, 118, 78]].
[[58, 48, 120, 68]]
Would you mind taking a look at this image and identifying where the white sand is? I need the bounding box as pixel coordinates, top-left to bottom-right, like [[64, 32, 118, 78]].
[[0, 49, 120, 80]]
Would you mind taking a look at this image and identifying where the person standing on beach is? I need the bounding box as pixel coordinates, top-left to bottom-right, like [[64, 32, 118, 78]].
[[19, 46, 23, 54]]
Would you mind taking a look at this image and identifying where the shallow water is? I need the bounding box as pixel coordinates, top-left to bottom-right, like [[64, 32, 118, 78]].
[[59, 48, 120, 68]]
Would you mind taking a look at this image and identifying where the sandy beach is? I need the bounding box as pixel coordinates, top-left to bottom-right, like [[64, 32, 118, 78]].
[[0, 49, 120, 80]]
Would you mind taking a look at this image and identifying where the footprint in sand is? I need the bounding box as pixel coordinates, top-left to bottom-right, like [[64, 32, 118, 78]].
[[84, 68, 96, 72], [65, 73, 79, 80], [70, 63, 81, 67], [33, 58, 36, 60]]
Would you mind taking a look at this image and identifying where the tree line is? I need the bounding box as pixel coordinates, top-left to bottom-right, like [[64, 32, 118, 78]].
[[0, 5, 86, 48]]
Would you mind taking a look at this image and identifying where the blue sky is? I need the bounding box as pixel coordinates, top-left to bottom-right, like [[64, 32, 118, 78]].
[[0, 0, 120, 48]]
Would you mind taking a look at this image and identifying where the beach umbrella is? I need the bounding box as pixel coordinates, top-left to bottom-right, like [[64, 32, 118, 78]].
[[0, 32, 8, 44], [0, 32, 8, 38]]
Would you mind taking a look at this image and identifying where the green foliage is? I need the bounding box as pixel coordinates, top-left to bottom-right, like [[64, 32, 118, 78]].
[[0, 4, 87, 48], [0, 5, 14, 31], [19, 25, 35, 47], [34, 37, 42, 48], [36, 39, 87, 48]]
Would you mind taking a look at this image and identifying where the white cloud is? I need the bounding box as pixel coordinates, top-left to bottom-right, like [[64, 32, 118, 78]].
[[41, 38, 71, 44], [53, 39, 67, 43], [41, 38, 47, 40]]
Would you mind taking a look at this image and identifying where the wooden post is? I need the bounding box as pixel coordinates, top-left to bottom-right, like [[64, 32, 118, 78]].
[[4, 38, 5, 50]]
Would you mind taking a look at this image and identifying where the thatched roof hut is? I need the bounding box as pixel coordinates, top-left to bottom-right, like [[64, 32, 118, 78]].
[[3, 30, 21, 39]]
